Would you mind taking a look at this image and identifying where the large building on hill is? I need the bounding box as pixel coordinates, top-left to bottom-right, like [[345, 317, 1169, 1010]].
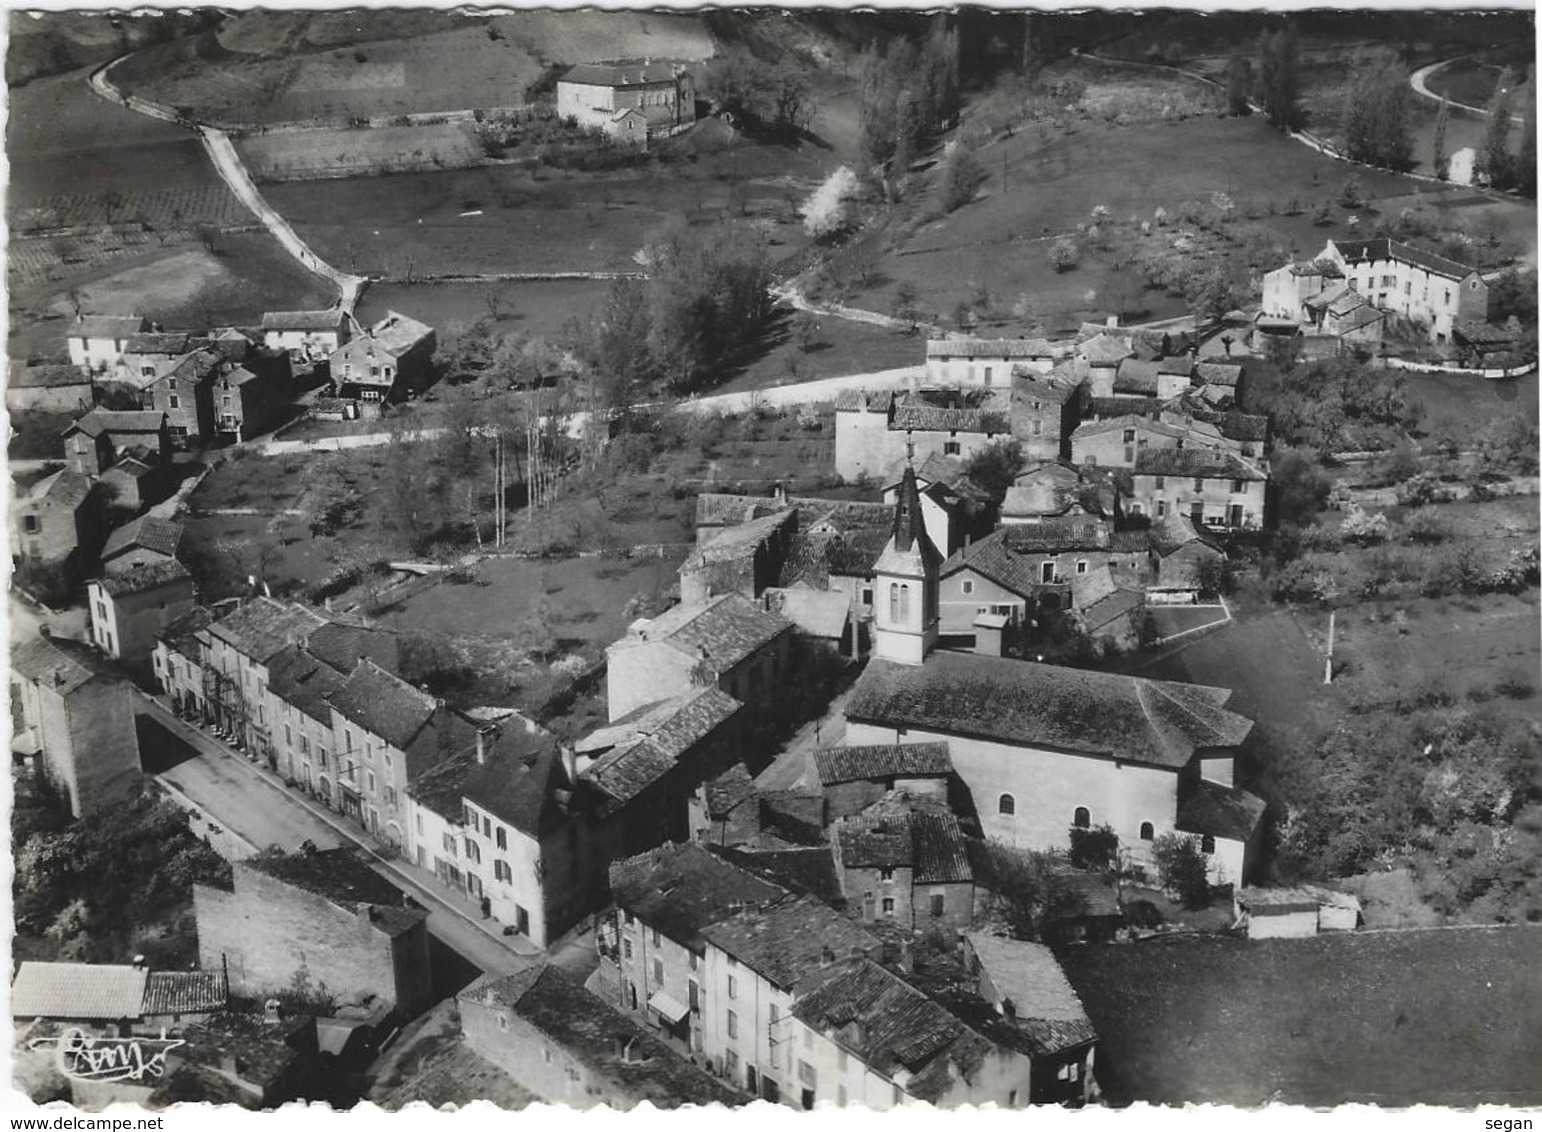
[[556, 61, 697, 135]]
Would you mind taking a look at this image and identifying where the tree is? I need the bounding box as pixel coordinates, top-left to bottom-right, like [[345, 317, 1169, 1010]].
[[964, 438, 1028, 503], [1271, 447, 1333, 527], [890, 280, 922, 330], [1225, 51, 1252, 116], [1432, 96, 1451, 181], [973, 841, 1085, 942], [802, 166, 860, 240], [1047, 236, 1079, 274], [1151, 833, 1211, 908], [1341, 61, 1414, 170], [1478, 68, 1517, 189], [1256, 23, 1302, 131], [1068, 824, 1119, 871], [1187, 265, 1235, 328], [940, 143, 986, 212]]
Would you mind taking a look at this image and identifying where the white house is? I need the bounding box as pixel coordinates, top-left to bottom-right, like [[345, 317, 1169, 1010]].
[[924, 337, 1056, 387], [556, 61, 696, 134]]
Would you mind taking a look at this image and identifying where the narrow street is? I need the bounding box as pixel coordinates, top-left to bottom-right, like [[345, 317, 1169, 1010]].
[[754, 686, 853, 792], [134, 693, 538, 977]]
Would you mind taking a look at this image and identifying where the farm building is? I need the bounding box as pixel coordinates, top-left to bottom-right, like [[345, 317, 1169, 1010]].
[[67, 314, 149, 375], [924, 337, 1056, 386], [1129, 447, 1267, 531], [556, 60, 696, 135], [61, 408, 170, 478], [1233, 886, 1362, 939], [6, 362, 94, 414], [12, 469, 104, 587], [329, 311, 435, 405], [262, 310, 351, 363], [835, 389, 1013, 484], [119, 332, 196, 389], [213, 365, 289, 442]]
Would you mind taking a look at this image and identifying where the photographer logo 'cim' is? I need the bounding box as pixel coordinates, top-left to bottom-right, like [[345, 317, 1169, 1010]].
[[29, 1030, 186, 1084]]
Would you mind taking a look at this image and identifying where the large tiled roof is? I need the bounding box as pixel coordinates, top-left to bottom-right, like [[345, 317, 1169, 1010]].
[[765, 586, 849, 640], [11, 635, 120, 694], [24, 469, 93, 509], [940, 520, 1111, 596], [609, 842, 789, 950], [792, 960, 1001, 1103], [9, 363, 90, 389], [962, 933, 1097, 1056], [325, 657, 438, 750], [1013, 365, 1084, 405], [63, 408, 165, 438], [207, 597, 328, 664], [837, 812, 911, 869], [450, 726, 569, 838], [1177, 778, 1268, 843], [832, 389, 894, 413], [141, 970, 229, 1016], [890, 401, 1008, 434], [926, 337, 1053, 359], [125, 332, 192, 355], [1088, 395, 1163, 420], [158, 606, 214, 661], [1195, 361, 1243, 388], [464, 964, 739, 1109], [1113, 357, 1161, 396], [847, 652, 1253, 770], [241, 848, 426, 936], [815, 743, 953, 786], [367, 310, 433, 354], [627, 593, 792, 671], [702, 762, 756, 818], [303, 621, 400, 675], [913, 809, 972, 884], [694, 492, 781, 527], [1080, 333, 1136, 366], [70, 315, 147, 340], [102, 515, 183, 562], [11, 962, 148, 1020], [777, 527, 891, 588], [684, 508, 795, 566], [700, 894, 880, 991], [262, 309, 343, 331], [707, 845, 844, 905], [267, 644, 350, 724], [94, 559, 192, 596], [1332, 236, 1478, 280], [1134, 447, 1266, 481], [1148, 513, 1225, 556], [582, 736, 677, 809], [561, 60, 689, 88]]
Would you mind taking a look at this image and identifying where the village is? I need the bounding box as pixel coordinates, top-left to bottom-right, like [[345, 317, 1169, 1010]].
[[7, 6, 1541, 1115]]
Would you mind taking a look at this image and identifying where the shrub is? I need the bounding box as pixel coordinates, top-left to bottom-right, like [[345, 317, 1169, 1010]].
[[1151, 833, 1211, 908], [941, 145, 988, 213], [1402, 510, 1450, 545], [1047, 236, 1079, 274], [1068, 824, 1119, 871], [1339, 504, 1389, 545]]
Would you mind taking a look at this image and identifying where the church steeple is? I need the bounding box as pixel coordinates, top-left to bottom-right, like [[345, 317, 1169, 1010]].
[[872, 466, 941, 666]]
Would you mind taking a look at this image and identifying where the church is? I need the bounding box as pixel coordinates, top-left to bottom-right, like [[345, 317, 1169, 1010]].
[[842, 468, 1267, 884]]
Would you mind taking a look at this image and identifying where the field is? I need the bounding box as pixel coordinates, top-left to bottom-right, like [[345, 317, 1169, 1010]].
[[1404, 370, 1539, 443], [1422, 54, 1530, 110], [713, 312, 926, 396], [237, 121, 484, 182], [356, 279, 611, 344], [1061, 927, 1542, 1106]]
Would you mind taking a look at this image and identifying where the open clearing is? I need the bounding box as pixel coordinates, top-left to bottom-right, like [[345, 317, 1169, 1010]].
[[1406, 370, 1539, 442], [238, 121, 484, 182], [1062, 927, 1542, 1106]]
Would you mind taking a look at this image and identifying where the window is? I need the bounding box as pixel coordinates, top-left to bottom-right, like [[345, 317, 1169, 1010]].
[[727, 974, 738, 1000], [169, 393, 180, 410], [442, 832, 456, 854], [1031, 419, 1042, 436], [725, 1049, 739, 1077], [1154, 475, 1165, 490], [1074, 806, 1091, 829], [366, 771, 376, 793], [899, 584, 911, 621], [1076, 560, 1088, 575], [1140, 821, 1155, 841], [1156, 500, 1167, 518], [651, 927, 661, 948], [1231, 479, 1245, 494], [624, 910, 635, 926], [222, 395, 232, 408], [689, 951, 699, 971], [543, 1046, 552, 1064], [1040, 561, 1055, 584], [881, 897, 896, 917], [623, 938, 633, 960], [888, 583, 899, 622], [496, 827, 506, 850], [961, 579, 974, 595], [1123, 428, 1136, 443], [879, 868, 895, 883], [727, 1010, 739, 1040], [999, 794, 1015, 815], [930, 892, 946, 918], [22, 515, 38, 533], [984, 366, 993, 385], [384, 786, 396, 807], [300, 735, 309, 755], [944, 440, 961, 456], [1201, 834, 1216, 854], [861, 587, 873, 606], [653, 958, 664, 986], [494, 859, 510, 883]]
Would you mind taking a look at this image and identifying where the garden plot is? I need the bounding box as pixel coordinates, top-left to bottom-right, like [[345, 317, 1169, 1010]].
[[238, 122, 485, 182]]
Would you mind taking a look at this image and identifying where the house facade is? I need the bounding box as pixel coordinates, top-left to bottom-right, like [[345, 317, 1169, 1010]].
[[924, 337, 1055, 387], [88, 561, 197, 681], [1011, 365, 1086, 463], [1129, 447, 1267, 530], [938, 518, 1117, 632], [835, 390, 1013, 484], [329, 312, 435, 403], [262, 310, 350, 363], [556, 61, 697, 134], [67, 315, 149, 374], [6, 363, 94, 414], [13, 469, 102, 583]]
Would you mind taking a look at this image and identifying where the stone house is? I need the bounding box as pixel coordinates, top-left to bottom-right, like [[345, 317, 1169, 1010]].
[[194, 847, 432, 1017], [814, 742, 953, 823], [213, 363, 290, 442], [595, 842, 790, 1055], [1177, 777, 1269, 886], [1129, 447, 1267, 530], [100, 514, 184, 571], [6, 362, 94, 414], [118, 332, 196, 389], [1147, 514, 1226, 599], [845, 650, 1263, 880], [151, 606, 216, 719], [556, 61, 697, 134], [87, 560, 197, 681], [1011, 364, 1087, 463], [61, 408, 170, 478], [831, 792, 974, 934], [763, 585, 854, 658], [687, 763, 762, 847], [937, 517, 1116, 633], [960, 933, 1098, 1104], [12, 469, 103, 584], [137, 349, 221, 447], [881, 453, 993, 558], [329, 311, 435, 404], [1000, 461, 1118, 526], [261, 310, 350, 363], [458, 963, 737, 1110], [605, 592, 794, 721], [67, 314, 149, 374], [834, 389, 1014, 483], [1070, 414, 1228, 471], [10, 635, 141, 819], [924, 337, 1055, 387], [199, 597, 329, 756]]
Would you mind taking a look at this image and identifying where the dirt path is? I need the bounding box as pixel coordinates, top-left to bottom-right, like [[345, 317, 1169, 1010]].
[[87, 56, 367, 316], [1410, 58, 1526, 124]]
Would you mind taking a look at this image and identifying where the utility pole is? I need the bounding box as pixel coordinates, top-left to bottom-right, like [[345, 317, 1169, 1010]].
[[1324, 610, 1336, 684]]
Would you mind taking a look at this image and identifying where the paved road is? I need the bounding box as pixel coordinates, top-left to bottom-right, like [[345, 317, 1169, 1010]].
[[1410, 58, 1526, 123], [136, 694, 537, 976], [754, 686, 853, 792]]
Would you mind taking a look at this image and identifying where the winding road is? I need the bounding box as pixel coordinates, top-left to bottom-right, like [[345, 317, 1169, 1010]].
[[1410, 58, 1527, 124]]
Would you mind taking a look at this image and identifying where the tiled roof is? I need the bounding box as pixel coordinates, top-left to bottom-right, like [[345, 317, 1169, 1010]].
[[1050, 870, 1122, 920], [837, 813, 911, 869], [694, 492, 781, 527], [95, 559, 192, 596], [765, 586, 849, 640], [453, 726, 569, 838], [70, 315, 147, 340], [102, 515, 183, 562], [628, 593, 792, 671], [815, 743, 953, 786], [158, 606, 214, 661], [1078, 581, 1145, 637], [582, 736, 677, 809], [10, 962, 148, 1020], [847, 652, 1253, 770], [141, 970, 229, 1016], [776, 528, 891, 588], [11, 635, 121, 694], [1012, 365, 1084, 405], [1110, 529, 1151, 554], [463, 964, 739, 1109], [684, 507, 795, 566], [1157, 355, 1195, 377], [1113, 358, 1161, 395], [1195, 362, 1243, 387], [707, 845, 844, 905], [1177, 778, 1268, 843], [912, 809, 972, 884], [63, 408, 165, 438], [267, 644, 350, 724], [759, 790, 827, 844], [1080, 333, 1135, 366], [832, 389, 894, 413], [241, 848, 427, 936], [702, 762, 756, 818], [262, 309, 343, 331], [325, 657, 438, 750], [124, 332, 192, 355], [926, 337, 1053, 359], [1454, 319, 1517, 346], [366, 310, 433, 354], [303, 621, 400, 675], [561, 60, 690, 87], [609, 842, 789, 949], [1088, 395, 1163, 420], [941, 520, 1111, 594], [890, 402, 1008, 434], [701, 894, 880, 991], [1134, 447, 1266, 481], [207, 597, 328, 664], [9, 363, 90, 389], [792, 960, 1001, 1103], [962, 933, 1097, 1056], [25, 469, 93, 509], [1332, 236, 1478, 280], [1148, 513, 1225, 556]]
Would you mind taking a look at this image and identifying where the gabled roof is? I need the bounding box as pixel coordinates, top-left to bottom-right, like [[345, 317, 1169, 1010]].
[[619, 593, 792, 672], [707, 845, 844, 905], [11, 635, 122, 694], [62, 408, 165, 439], [941, 519, 1111, 594], [694, 492, 782, 528], [926, 337, 1053, 359], [9, 363, 90, 389], [22, 469, 93, 510], [962, 933, 1097, 1056], [1331, 236, 1479, 281], [833, 389, 894, 413], [560, 60, 689, 88], [847, 652, 1253, 770], [11, 962, 148, 1020], [406, 720, 564, 836], [1149, 513, 1225, 556], [1157, 354, 1195, 377], [1177, 779, 1268, 843], [683, 507, 795, 566], [141, 970, 229, 1016], [702, 762, 756, 819], [1012, 364, 1084, 405], [206, 597, 328, 664], [366, 311, 433, 354], [609, 842, 790, 950], [1134, 447, 1266, 481], [262, 309, 344, 331], [70, 315, 147, 340], [1080, 333, 1135, 366], [890, 401, 1008, 434], [267, 644, 350, 725], [1195, 361, 1243, 387], [240, 848, 427, 937], [1113, 357, 1161, 395], [327, 657, 439, 750], [582, 737, 678, 810], [102, 515, 183, 562], [700, 894, 880, 991], [815, 742, 953, 787], [124, 332, 192, 355], [94, 559, 193, 596], [765, 586, 850, 641]]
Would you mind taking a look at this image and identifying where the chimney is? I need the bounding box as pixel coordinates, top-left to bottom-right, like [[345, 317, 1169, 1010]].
[[772, 481, 787, 507], [475, 726, 496, 765], [263, 998, 282, 1025], [132, 954, 147, 969]]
